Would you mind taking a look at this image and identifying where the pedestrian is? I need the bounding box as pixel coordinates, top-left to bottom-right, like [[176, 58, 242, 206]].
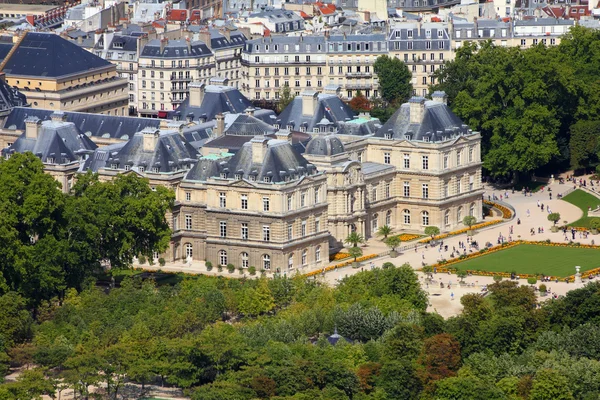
[[537, 200, 540, 208], [451, 292, 455, 301], [527, 209, 530, 217]]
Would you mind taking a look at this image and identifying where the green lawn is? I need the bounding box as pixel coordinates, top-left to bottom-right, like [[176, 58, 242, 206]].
[[562, 189, 600, 227], [453, 244, 600, 277]]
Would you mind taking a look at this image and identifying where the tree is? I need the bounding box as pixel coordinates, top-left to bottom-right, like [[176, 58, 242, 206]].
[[463, 216, 477, 231], [529, 369, 574, 400], [348, 246, 363, 263], [373, 55, 412, 105], [569, 120, 600, 170], [417, 334, 461, 389], [345, 232, 365, 247], [424, 226, 440, 241], [238, 278, 275, 317], [377, 225, 393, 239], [385, 236, 401, 252], [456, 270, 468, 283], [349, 90, 371, 112], [548, 213, 561, 226], [278, 84, 295, 112]]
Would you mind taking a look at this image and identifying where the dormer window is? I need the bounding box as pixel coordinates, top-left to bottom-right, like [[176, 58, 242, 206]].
[[384, 133, 392, 139], [220, 173, 227, 179], [405, 134, 412, 141], [139, 166, 145, 172], [111, 163, 118, 169], [424, 136, 430, 142], [235, 174, 242, 180], [249, 175, 256, 182], [125, 165, 131, 171], [47, 157, 54, 164], [263, 176, 272, 183], [152, 167, 160, 173]]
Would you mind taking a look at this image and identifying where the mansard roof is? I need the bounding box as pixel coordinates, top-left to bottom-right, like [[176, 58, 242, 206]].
[[277, 92, 356, 132]]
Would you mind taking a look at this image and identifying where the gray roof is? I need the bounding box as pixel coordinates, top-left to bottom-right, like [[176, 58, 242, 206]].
[[94, 34, 139, 52], [1, 32, 113, 78], [376, 97, 469, 141], [245, 33, 387, 54], [224, 113, 276, 136], [277, 93, 356, 132], [207, 29, 246, 49], [362, 162, 395, 176], [3, 107, 161, 140], [140, 39, 212, 58], [249, 7, 304, 22], [305, 134, 345, 156], [337, 117, 381, 136], [0, 78, 27, 111], [3, 115, 97, 164], [186, 137, 315, 183], [83, 128, 199, 173]]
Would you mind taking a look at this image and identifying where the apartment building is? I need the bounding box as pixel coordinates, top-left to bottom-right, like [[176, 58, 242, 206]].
[[388, 22, 453, 97], [0, 32, 128, 115], [195, 28, 247, 89]]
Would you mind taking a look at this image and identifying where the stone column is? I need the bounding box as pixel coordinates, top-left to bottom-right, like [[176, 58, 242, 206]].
[[575, 266, 582, 285]]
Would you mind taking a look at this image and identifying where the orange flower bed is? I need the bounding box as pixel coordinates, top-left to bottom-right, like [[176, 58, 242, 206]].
[[305, 253, 378, 277], [396, 233, 422, 242], [484, 200, 513, 219], [422, 240, 600, 282], [329, 252, 351, 262]]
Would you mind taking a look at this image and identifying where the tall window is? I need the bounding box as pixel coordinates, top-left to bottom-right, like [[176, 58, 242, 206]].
[[314, 188, 320, 203], [263, 225, 270, 241], [301, 192, 306, 207], [372, 214, 378, 230], [444, 210, 450, 226], [470, 203, 475, 217], [386, 210, 392, 226], [469, 147, 474, 162], [403, 153, 410, 169], [241, 252, 249, 269], [185, 243, 193, 259], [301, 249, 307, 266], [316, 246, 321, 262], [404, 182, 410, 197], [185, 192, 191, 201], [219, 192, 226, 208], [263, 197, 270, 211], [288, 254, 294, 270], [458, 206, 463, 222], [263, 254, 271, 270], [469, 175, 474, 191], [315, 217, 320, 232], [422, 155, 429, 170], [241, 223, 248, 239], [287, 194, 293, 210], [422, 184, 429, 199], [422, 211, 429, 226], [288, 223, 293, 240], [457, 179, 462, 194], [185, 214, 193, 230], [443, 154, 449, 169], [403, 209, 411, 224], [241, 194, 248, 210], [371, 188, 377, 202], [219, 250, 227, 266], [301, 220, 307, 237], [384, 152, 391, 164], [385, 182, 391, 198], [456, 150, 462, 166], [220, 221, 227, 238]]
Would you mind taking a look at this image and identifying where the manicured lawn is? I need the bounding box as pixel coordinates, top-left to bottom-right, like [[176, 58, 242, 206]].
[[454, 244, 600, 277], [562, 189, 600, 228]]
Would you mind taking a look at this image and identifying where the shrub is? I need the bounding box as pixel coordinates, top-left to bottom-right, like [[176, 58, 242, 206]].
[[238, 267, 244, 274], [158, 258, 166, 267], [493, 275, 503, 282], [217, 265, 223, 272], [539, 284, 547, 294], [248, 266, 257, 275], [382, 262, 395, 269], [227, 264, 235, 273], [527, 277, 537, 285], [138, 255, 147, 265], [348, 246, 363, 261]]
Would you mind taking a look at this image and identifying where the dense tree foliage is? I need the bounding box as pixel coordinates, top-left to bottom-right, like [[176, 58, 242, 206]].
[[433, 27, 600, 177], [0, 153, 174, 307]]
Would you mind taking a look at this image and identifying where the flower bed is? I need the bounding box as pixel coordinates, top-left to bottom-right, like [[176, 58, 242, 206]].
[[329, 252, 351, 262], [483, 200, 513, 219], [421, 240, 600, 282], [396, 233, 423, 242], [305, 253, 378, 277]]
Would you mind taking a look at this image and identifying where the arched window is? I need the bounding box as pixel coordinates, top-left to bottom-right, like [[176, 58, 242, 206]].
[[444, 210, 450, 226], [372, 213, 378, 231], [386, 210, 392, 226], [185, 243, 193, 259], [403, 209, 411, 224], [422, 211, 429, 226], [302, 249, 308, 266], [350, 223, 357, 233], [457, 206, 463, 222], [469, 203, 475, 217], [288, 254, 294, 270], [219, 250, 227, 266], [315, 246, 321, 262], [241, 252, 249, 269], [263, 254, 271, 270]]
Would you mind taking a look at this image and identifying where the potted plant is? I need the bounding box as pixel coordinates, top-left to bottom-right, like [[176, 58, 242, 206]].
[[457, 269, 468, 284], [547, 212, 561, 232], [158, 258, 166, 267], [539, 283, 547, 296], [348, 246, 363, 268], [217, 264, 223, 273], [248, 266, 257, 276], [424, 226, 440, 244], [385, 236, 401, 258], [345, 232, 365, 248], [493, 275, 503, 283], [205, 261, 213, 271], [138, 255, 147, 265], [591, 219, 600, 235], [377, 225, 393, 239], [527, 277, 537, 286], [422, 265, 433, 281], [227, 264, 235, 274], [463, 216, 477, 236], [238, 266, 244, 275], [382, 262, 395, 269]]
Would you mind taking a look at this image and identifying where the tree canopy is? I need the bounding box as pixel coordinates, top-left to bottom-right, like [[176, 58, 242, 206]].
[[373, 55, 413, 106]]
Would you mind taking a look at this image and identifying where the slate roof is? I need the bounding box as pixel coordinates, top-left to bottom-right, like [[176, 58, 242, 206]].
[[305, 134, 345, 156], [277, 93, 356, 132], [3, 107, 161, 140], [3, 115, 97, 164], [207, 29, 246, 49], [186, 137, 316, 183], [0, 77, 27, 111], [82, 128, 199, 173], [337, 117, 381, 136], [172, 85, 276, 124], [202, 134, 254, 153], [1, 32, 113, 78], [140, 39, 212, 58], [224, 113, 277, 136], [376, 96, 470, 141], [93, 34, 139, 52]]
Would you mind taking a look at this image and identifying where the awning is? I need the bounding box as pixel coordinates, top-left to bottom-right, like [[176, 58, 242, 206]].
[[158, 111, 168, 118]]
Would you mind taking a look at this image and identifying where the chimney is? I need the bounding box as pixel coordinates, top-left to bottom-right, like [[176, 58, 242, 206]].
[[417, 19, 422, 36], [215, 113, 225, 137], [50, 111, 67, 122], [409, 97, 426, 124], [142, 128, 160, 151], [188, 82, 205, 107], [431, 91, 447, 105], [275, 128, 292, 143], [220, 28, 231, 41], [474, 17, 479, 37], [186, 36, 191, 53], [94, 29, 103, 46], [160, 37, 168, 53], [198, 29, 211, 49], [245, 107, 255, 117], [251, 136, 269, 164], [301, 91, 319, 116], [159, 118, 169, 129], [448, 18, 454, 38], [25, 116, 41, 140]]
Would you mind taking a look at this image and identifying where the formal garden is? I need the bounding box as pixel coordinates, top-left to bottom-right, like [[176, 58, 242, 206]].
[[562, 189, 600, 228]]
